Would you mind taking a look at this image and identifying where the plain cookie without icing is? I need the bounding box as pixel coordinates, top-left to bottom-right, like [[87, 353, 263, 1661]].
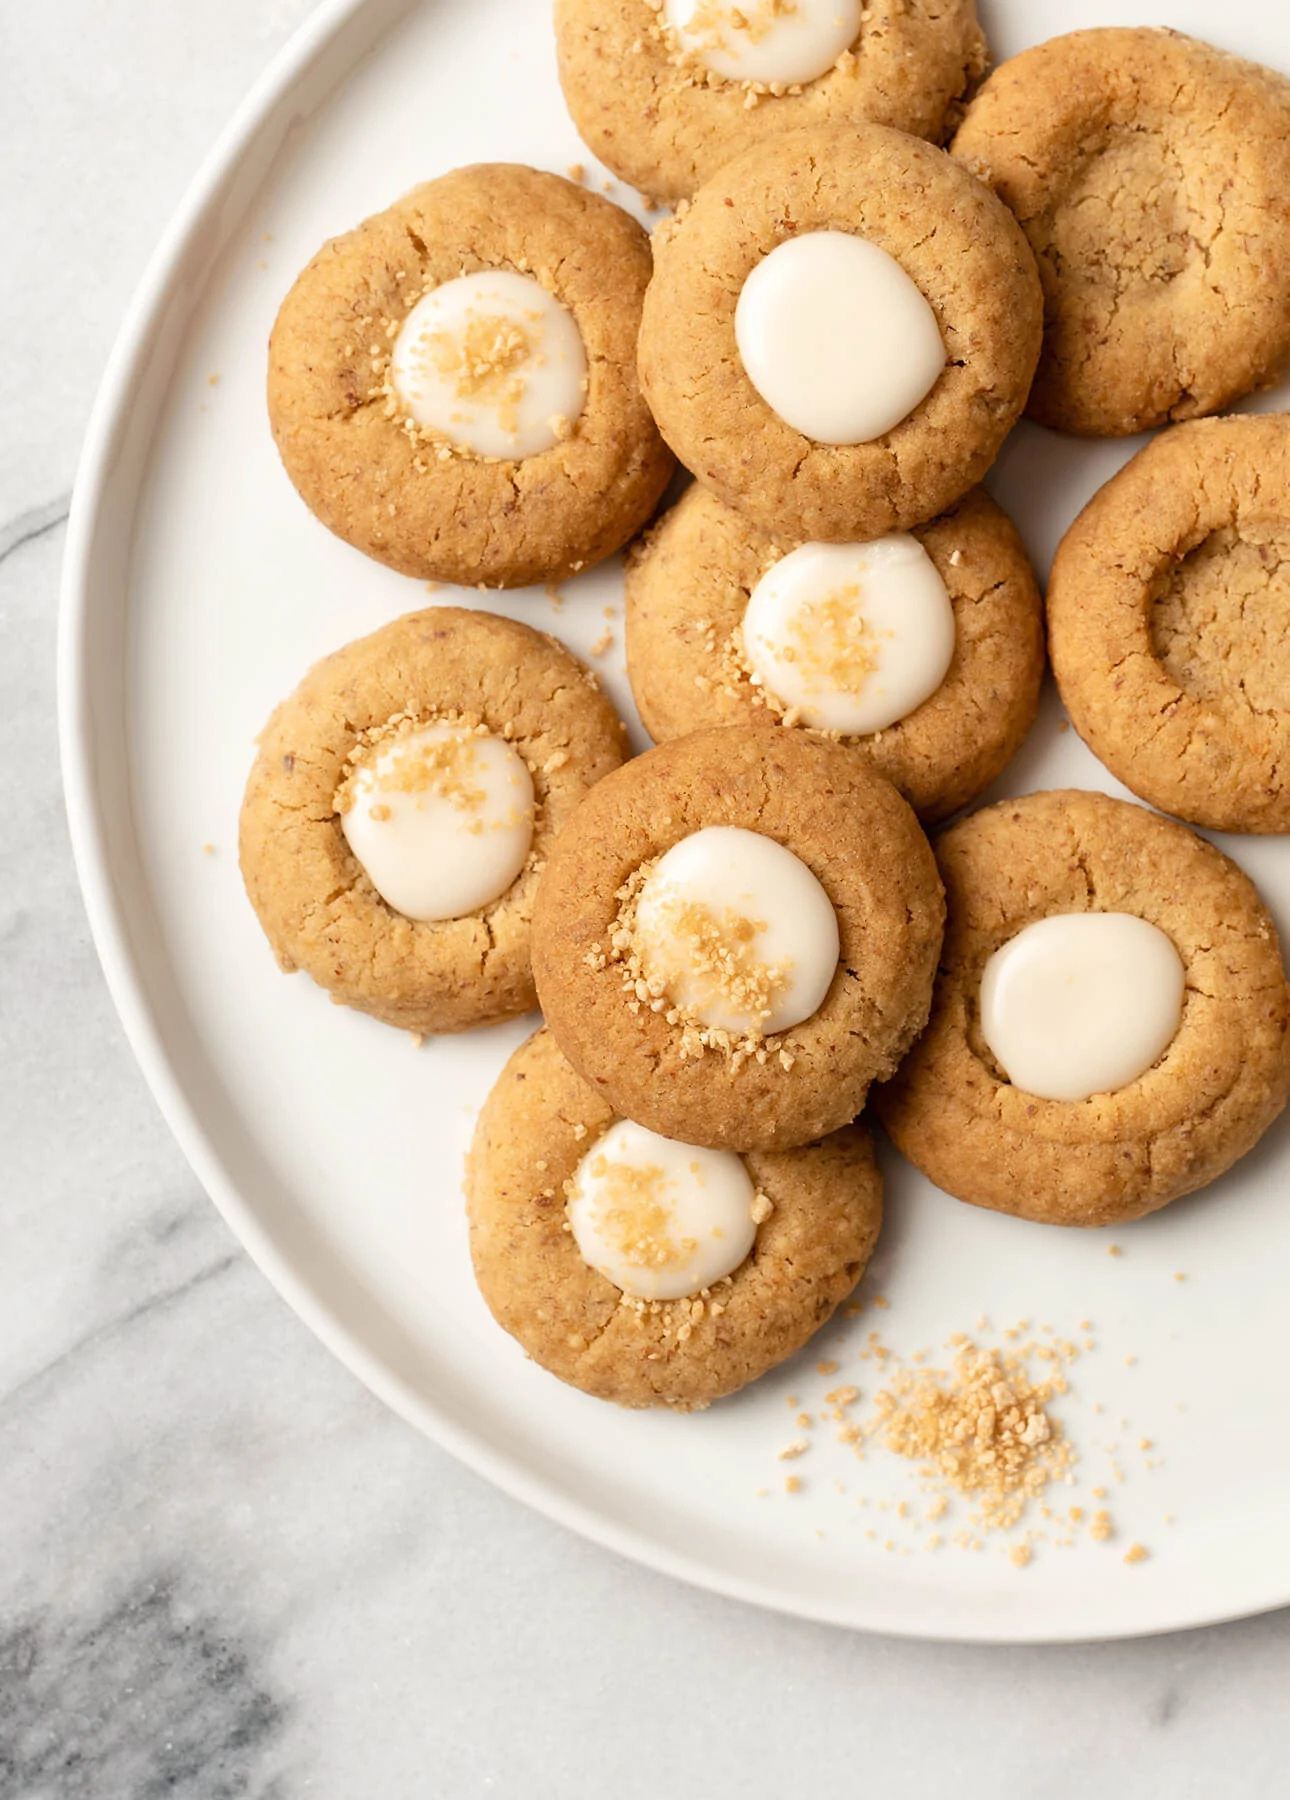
[[466, 1028, 883, 1408], [553, 0, 987, 203], [531, 724, 945, 1152], [624, 483, 1044, 822], [267, 164, 673, 588], [239, 607, 625, 1035], [637, 124, 1042, 543], [876, 790, 1290, 1228], [952, 29, 1290, 437], [1048, 415, 1290, 834]]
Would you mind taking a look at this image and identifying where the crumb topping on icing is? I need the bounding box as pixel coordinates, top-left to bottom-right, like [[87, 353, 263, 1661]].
[[686, 0, 798, 52], [646, 0, 860, 102], [585, 860, 800, 1071], [639, 890, 792, 1027], [333, 714, 536, 844], [421, 308, 541, 438], [771, 582, 878, 695], [579, 1154, 699, 1270]]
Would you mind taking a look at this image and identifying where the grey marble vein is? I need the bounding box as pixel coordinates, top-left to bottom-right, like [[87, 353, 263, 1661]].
[[0, 1576, 288, 1800], [0, 1252, 241, 1425], [0, 498, 71, 571]]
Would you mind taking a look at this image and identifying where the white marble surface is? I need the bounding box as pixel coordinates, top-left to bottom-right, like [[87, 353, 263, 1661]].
[[5, 1, 1290, 1792]]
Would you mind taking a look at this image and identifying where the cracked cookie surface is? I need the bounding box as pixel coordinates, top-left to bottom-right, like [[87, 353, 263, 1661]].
[[637, 124, 1042, 543], [466, 1027, 883, 1408], [239, 607, 626, 1035], [952, 28, 1290, 437], [553, 0, 987, 203], [624, 483, 1044, 822], [266, 164, 673, 587], [877, 789, 1290, 1227], [1049, 415, 1290, 834], [531, 723, 945, 1151]]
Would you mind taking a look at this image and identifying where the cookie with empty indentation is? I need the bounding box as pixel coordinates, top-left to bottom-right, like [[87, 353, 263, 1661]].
[[531, 724, 944, 1151], [876, 789, 1290, 1228], [637, 124, 1042, 544], [467, 1027, 883, 1408], [1049, 415, 1290, 834], [553, 0, 987, 203], [624, 483, 1043, 822], [952, 29, 1290, 437], [267, 163, 673, 587], [239, 606, 626, 1035]]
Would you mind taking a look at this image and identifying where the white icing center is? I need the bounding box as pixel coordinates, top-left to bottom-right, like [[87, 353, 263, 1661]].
[[663, 0, 863, 85], [735, 231, 944, 444], [389, 270, 587, 460], [340, 721, 534, 923], [980, 913, 1186, 1103], [633, 825, 839, 1036], [566, 1120, 759, 1301], [743, 534, 955, 734]]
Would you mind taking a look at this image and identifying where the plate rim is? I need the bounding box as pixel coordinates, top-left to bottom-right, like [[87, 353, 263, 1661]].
[[56, 0, 1290, 1645]]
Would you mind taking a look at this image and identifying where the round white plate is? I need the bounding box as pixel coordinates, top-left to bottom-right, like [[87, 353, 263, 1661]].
[[60, 0, 1290, 1641]]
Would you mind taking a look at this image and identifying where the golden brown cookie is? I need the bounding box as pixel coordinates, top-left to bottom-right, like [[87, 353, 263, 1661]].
[[553, 0, 987, 203], [637, 124, 1042, 543], [267, 164, 673, 588], [624, 483, 1044, 822], [532, 724, 944, 1150], [952, 29, 1290, 437], [1048, 415, 1290, 834], [467, 1027, 883, 1408], [877, 790, 1290, 1228], [239, 607, 625, 1035]]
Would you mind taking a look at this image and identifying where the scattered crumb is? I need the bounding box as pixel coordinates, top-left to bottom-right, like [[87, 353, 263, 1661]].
[[207, 373, 220, 387], [778, 1440, 810, 1462], [202, 842, 216, 856], [784, 1474, 801, 1494], [1174, 1272, 1187, 1283], [1090, 1511, 1114, 1542], [566, 162, 585, 183], [1107, 1244, 1122, 1257], [1010, 1544, 1032, 1568], [1123, 1543, 1149, 1565], [861, 1335, 1076, 1531], [816, 1360, 839, 1376]]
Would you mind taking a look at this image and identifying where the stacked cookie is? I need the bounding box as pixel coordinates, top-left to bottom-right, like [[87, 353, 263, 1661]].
[[470, 727, 944, 1406], [241, 9, 1290, 1412]]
